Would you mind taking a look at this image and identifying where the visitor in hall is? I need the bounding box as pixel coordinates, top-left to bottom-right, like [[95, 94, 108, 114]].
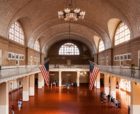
[[107, 94, 111, 102], [100, 92, 106, 103], [114, 99, 121, 108], [131, 64, 136, 77], [52, 80, 57, 87], [11, 105, 15, 114], [128, 105, 130, 114], [20, 99, 23, 109], [18, 99, 22, 111]]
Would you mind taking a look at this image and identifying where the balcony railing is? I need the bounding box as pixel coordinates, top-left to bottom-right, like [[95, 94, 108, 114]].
[[49, 64, 89, 69], [98, 65, 140, 80], [1, 64, 139, 83], [0, 65, 40, 81]]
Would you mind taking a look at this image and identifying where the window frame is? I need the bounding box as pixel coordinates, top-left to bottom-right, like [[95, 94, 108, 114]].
[[114, 22, 131, 46], [34, 40, 40, 52], [8, 21, 25, 45], [58, 42, 80, 56], [98, 40, 105, 52]]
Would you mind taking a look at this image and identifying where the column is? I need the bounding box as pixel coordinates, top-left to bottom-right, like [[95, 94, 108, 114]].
[[110, 76, 116, 99], [94, 80, 97, 87], [22, 76, 29, 101], [77, 71, 80, 87], [29, 75, 35, 96], [95, 72, 100, 89], [59, 71, 62, 87], [38, 73, 44, 88], [0, 83, 9, 114], [104, 73, 110, 95], [13, 79, 17, 90], [130, 81, 140, 114]]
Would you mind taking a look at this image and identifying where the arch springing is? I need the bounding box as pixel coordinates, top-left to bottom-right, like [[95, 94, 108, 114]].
[[59, 43, 80, 55]]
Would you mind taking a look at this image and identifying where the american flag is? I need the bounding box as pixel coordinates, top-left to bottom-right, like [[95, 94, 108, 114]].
[[39, 61, 49, 86], [89, 61, 100, 90]]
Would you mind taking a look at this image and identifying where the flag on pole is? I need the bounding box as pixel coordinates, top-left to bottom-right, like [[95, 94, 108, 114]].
[[89, 61, 100, 90], [39, 60, 49, 86]]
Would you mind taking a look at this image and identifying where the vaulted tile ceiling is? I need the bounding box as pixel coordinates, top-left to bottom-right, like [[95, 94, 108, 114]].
[[0, 0, 139, 54]]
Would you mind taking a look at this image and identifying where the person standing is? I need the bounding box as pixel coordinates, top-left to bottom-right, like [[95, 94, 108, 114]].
[[107, 94, 111, 102], [128, 105, 130, 114], [18, 100, 21, 111], [20, 99, 23, 109], [11, 105, 15, 114], [131, 64, 135, 77]]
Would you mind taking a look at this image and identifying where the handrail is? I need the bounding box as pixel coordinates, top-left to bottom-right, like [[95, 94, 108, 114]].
[[0, 64, 140, 83], [49, 64, 89, 69], [0, 65, 38, 70], [98, 65, 140, 80], [0, 65, 40, 80]]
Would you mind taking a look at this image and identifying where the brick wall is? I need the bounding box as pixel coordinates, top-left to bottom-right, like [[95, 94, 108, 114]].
[[48, 40, 94, 65], [27, 47, 40, 65], [98, 37, 140, 67], [98, 49, 112, 65], [0, 36, 42, 66]]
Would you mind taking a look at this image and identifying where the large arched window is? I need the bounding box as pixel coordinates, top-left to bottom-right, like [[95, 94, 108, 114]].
[[114, 22, 130, 45], [34, 40, 40, 52], [9, 21, 24, 45], [59, 43, 80, 55], [99, 40, 105, 52]]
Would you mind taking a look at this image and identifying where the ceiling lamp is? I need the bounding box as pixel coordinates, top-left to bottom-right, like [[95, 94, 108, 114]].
[[58, 0, 86, 22]]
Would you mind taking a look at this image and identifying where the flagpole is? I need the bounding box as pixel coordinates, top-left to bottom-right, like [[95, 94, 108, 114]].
[[88, 60, 97, 66]]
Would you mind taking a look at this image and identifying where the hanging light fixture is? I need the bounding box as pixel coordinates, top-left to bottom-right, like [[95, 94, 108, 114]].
[[58, 0, 86, 22], [57, 0, 86, 47]]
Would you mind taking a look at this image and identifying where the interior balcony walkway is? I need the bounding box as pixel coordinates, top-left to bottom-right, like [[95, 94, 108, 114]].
[[1, 65, 140, 84], [9, 85, 129, 114]]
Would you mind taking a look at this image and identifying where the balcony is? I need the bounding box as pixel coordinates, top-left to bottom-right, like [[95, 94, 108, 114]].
[[1, 64, 139, 84], [49, 64, 88, 69], [0, 65, 40, 83], [49, 64, 89, 72], [98, 65, 140, 80]]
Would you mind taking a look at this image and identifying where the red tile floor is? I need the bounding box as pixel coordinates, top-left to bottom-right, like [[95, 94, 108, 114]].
[[9, 86, 129, 114]]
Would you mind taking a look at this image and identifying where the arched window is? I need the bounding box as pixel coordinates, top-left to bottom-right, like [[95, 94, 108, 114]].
[[9, 21, 24, 45], [99, 40, 105, 52], [59, 43, 80, 55], [115, 22, 130, 45], [34, 40, 40, 52]]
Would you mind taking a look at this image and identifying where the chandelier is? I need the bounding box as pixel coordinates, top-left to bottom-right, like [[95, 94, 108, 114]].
[[58, 0, 86, 22]]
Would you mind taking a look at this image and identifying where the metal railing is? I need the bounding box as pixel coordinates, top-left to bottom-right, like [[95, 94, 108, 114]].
[[49, 64, 89, 69], [98, 65, 140, 80], [0, 65, 40, 80], [1, 64, 139, 83]]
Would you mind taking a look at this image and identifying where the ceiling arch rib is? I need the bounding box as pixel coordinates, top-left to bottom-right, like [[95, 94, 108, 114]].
[[42, 32, 96, 52], [42, 34, 96, 57], [28, 22, 102, 45], [107, 18, 121, 41], [27, 18, 112, 50], [41, 32, 95, 49], [0, 0, 135, 55], [28, 23, 98, 49]]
